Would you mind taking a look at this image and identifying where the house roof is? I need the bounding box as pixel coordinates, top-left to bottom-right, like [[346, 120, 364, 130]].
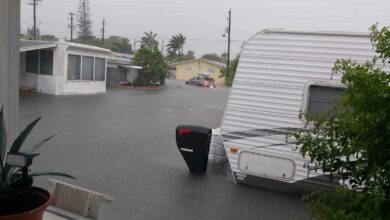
[[66, 42, 111, 53], [108, 52, 132, 65], [110, 52, 132, 59], [107, 52, 142, 69], [119, 65, 142, 70], [172, 58, 225, 68], [20, 40, 57, 52], [20, 40, 112, 54]]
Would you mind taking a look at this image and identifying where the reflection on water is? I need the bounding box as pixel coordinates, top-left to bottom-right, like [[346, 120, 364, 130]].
[[208, 160, 234, 182]]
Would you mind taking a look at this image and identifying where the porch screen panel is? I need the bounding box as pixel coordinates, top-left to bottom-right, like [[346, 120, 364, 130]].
[[26, 50, 39, 73], [68, 55, 81, 80], [120, 68, 127, 81], [82, 56, 94, 80], [95, 58, 106, 81], [307, 85, 344, 118], [39, 50, 53, 75]]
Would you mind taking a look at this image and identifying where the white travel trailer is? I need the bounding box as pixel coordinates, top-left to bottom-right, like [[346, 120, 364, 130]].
[[220, 29, 379, 193]]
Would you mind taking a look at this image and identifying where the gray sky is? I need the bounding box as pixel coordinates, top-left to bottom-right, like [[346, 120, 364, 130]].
[[21, 0, 390, 57]]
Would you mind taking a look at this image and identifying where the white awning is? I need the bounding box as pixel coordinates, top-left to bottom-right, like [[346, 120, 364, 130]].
[[20, 40, 57, 52], [119, 65, 142, 70]]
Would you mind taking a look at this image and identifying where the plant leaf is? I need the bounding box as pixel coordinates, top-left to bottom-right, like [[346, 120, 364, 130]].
[[0, 106, 7, 188], [9, 117, 41, 154], [5, 167, 17, 183], [27, 135, 55, 153], [0, 161, 5, 190], [29, 172, 76, 180], [0, 106, 7, 164], [3, 117, 41, 179]]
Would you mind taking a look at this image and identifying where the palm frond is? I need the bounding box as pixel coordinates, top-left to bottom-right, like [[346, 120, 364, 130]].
[[27, 135, 55, 153], [3, 117, 41, 178], [29, 172, 76, 179], [0, 106, 7, 186], [9, 117, 41, 154], [5, 167, 16, 183], [0, 106, 7, 164]]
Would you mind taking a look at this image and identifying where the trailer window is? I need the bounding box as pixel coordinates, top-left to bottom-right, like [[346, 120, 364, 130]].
[[95, 58, 106, 81], [81, 56, 94, 80], [306, 85, 344, 118], [39, 50, 54, 75], [26, 50, 39, 74], [68, 55, 81, 80]]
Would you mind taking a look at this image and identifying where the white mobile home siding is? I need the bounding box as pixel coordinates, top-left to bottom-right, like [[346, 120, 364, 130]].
[[63, 45, 108, 95], [221, 30, 380, 183]]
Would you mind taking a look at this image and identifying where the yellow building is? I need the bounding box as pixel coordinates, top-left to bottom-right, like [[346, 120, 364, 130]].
[[173, 59, 225, 85]]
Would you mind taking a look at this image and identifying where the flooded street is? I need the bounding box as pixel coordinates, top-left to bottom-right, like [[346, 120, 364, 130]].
[[19, 80, 309, 219]]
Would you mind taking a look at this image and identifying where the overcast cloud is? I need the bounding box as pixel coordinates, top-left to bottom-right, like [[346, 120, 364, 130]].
[[21, 0, 390, 57]]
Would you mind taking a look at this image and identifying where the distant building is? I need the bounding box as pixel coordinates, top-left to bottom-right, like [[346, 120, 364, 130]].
[[20, 40, 111, 95], [107, 52, 142, 87], [172, 59, 225, 85]]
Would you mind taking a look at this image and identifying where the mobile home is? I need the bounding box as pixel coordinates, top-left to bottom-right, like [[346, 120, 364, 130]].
[[20, 40, 111, 95], [220, 29, 380, 193], [106, 52, 142, 87]]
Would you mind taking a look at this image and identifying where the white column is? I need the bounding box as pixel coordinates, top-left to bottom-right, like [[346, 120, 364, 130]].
[[0, 0, 20, 146]]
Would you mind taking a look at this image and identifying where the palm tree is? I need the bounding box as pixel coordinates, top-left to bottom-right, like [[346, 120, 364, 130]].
[[165, 49, 177, 63], [167, 33, 186, 62], [141, 31, 159, 49]]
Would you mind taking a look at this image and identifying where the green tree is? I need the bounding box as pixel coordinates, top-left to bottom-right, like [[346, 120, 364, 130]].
[[73, 35, 100, 46], [77, 0, 93, 41], [293, 24, 390, 220], [185, 50, 195, 61], [221, 52, 228, 63], [40, 34, 57, 41], [220, 55, 239, 86], [134, 46, 168, 86], [141, 31, 159, 49], [26, 27, 40, 40], [165, 49, 177, 63], [167, 33, 186, 62], [103, 36, 132, 54], [201, 53, 223, 62], [72, 35, 133, 54]]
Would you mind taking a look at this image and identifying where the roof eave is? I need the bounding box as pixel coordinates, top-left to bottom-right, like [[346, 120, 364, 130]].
[[20, 43, 58, 52]]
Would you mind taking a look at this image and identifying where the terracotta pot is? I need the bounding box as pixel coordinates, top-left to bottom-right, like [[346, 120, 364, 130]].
[[0, 187, 52, 220]]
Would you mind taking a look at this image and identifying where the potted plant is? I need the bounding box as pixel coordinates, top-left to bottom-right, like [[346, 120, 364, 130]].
[[0, 106, 75, 220]]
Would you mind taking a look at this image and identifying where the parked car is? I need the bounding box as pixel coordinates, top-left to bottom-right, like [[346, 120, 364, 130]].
[[185, 75, 216, 88]]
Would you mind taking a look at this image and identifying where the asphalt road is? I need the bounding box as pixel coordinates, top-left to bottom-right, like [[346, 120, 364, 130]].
[[19, 80, 309, 220]]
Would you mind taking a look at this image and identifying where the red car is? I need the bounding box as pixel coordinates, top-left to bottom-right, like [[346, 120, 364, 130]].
[[185, 76, 216, 88]]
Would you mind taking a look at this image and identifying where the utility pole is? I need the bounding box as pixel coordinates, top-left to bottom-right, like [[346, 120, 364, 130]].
[[29, 0, 40, 39], [131, 40, 141, 88], [226, 9, 232, 78], [83, 0, 86, 35], [161, 40, 164, 53], [101, 18, 106, 45], [69, 12, 75, 41], [33, 0, 37, 39]]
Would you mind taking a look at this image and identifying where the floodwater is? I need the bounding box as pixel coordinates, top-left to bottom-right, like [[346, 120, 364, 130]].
[[19, 80, 309, 219]]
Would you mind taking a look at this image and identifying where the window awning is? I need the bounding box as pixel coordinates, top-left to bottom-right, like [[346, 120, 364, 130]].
[[119, 65, 142, 70], [20, 40, 57, 52]]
